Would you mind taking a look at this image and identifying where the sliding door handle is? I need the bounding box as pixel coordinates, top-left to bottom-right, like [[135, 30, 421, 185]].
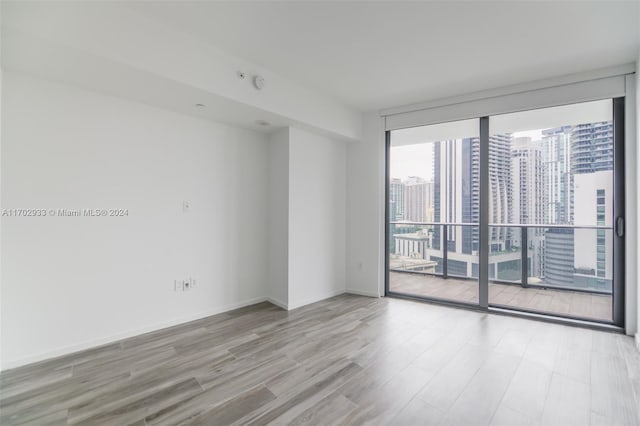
[[616, 216, 624, 237]]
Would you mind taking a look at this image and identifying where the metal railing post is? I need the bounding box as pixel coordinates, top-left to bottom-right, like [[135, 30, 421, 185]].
[[478, 117, 489, 309], [521, 226, 528, 288], [442, 224, 448, 279]]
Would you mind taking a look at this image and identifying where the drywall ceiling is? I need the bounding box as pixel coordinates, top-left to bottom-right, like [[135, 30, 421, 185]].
[[1, 1, 362, 141], [126, 1, 640, 111]]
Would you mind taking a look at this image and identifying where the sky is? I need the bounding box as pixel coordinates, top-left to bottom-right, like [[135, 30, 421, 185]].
[[389, 144, 434, 181], [513, 129, 543, 140]]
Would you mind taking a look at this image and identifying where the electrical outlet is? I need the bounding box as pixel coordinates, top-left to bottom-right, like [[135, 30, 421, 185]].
[[175, 278, 196, 292]]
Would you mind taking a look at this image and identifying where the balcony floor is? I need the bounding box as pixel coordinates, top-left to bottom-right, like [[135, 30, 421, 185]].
[[389, 271, 612, 322]]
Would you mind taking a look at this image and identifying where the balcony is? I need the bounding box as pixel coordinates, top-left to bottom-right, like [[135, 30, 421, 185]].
[[389, 271, 612, 321], [389, 223, 613, 323]]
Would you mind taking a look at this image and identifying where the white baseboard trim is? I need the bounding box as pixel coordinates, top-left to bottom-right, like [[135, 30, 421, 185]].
[[2, 289, 383, 371], [1, 296, 267, 371], [288, 288, 347, 310], [636, 333, 640, 352], [265, 297, 288, 310], [345, 288, 380, 298]]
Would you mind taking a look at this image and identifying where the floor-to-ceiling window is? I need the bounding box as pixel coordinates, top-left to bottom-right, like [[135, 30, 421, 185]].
[[388, 119, 480, 305], [386, 98, 625, 327]]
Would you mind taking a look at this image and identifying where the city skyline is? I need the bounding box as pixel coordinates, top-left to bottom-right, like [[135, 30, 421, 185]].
[[389, 123, 612, 227], [389, 130, 542, 181], [389, 117, 614, 291]]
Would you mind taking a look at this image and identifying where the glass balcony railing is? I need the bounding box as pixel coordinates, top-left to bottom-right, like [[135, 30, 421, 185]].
[[388, 221, 613, 322], [389, 222, 479, 279], [489, 224, 613, 295]]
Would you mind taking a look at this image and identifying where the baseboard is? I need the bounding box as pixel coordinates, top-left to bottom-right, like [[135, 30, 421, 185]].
[[287, 288, 347, 310], [345, 288, 380, 298], [1, 296, 267, 371], [2, 289, 382, 371], [636, 333, 640, 352], [265, 297, 288, 310]]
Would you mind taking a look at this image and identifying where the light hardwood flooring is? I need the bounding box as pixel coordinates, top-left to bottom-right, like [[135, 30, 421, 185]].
[[1, 294, 638, 425], [390, 271, 613, 322]]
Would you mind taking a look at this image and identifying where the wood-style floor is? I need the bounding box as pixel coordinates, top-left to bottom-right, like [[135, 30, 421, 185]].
[[1, 294, 638, 426], [390, 271, 613, 322]]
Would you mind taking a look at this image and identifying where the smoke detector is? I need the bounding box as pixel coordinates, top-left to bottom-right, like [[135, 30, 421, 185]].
[[253, 75, 265, 90]]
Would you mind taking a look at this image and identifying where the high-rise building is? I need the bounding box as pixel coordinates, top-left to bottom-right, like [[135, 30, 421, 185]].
[[433, 142, 442, 251], [511, 137, 544, 225], [571, 122, 614, 174], [461, 137, 479, 254], [432, 140, 474, 253], [544, 228, 575, 287], [541, 121, 614, 290], [571, 121, 613, 290], [511, 137, 545, 276], [542, 126, 573, 284], [404, 176, 430, 223], [542, 126, 573, 224], [488, 134, 513, 250], [389, 178, 405, 221], [573, 171, 613, 291], [425, 179, 434, 222], [432, 135, 511, 255]]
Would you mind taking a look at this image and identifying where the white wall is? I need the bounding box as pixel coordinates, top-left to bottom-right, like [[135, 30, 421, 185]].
[[267, 128, 289, 308], [1, 72, 270, 369], [288, 127, 346, 308], [345, 113, 385, 297]]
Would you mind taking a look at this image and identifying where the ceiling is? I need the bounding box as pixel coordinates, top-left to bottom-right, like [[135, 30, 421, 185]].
[[126, 1, 640, 111], [1, 1, 363, 139]]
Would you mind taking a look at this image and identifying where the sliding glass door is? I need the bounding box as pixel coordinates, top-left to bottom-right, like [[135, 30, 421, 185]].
[[387, 119, 480, 306], [386, 98, 625, 326], [487, 99, 621, 323]]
